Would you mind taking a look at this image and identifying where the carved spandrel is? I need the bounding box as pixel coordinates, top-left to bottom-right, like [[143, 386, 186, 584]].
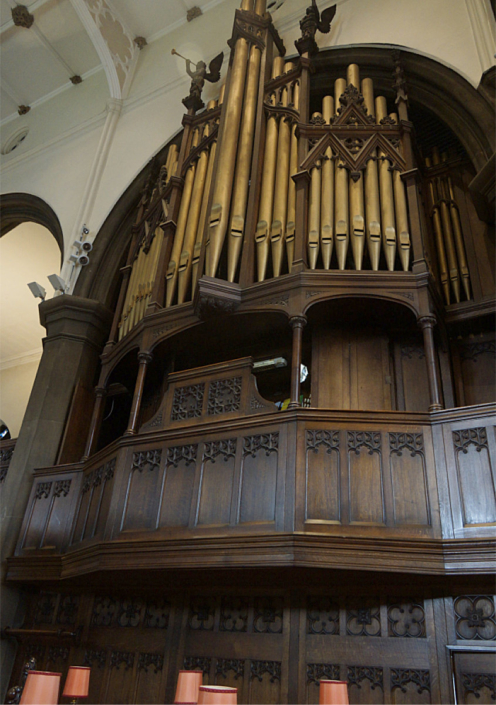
[[347, 666, 384, 691], [46, 646, 69, 665], [453, 428, 488, 454], [131, 449, 162, 473], [216, 659, 245, 681], [307, 596, 339, 635], [347, 431, 381, 455], [35, 482, 52, 500], [83, 649, 107, 669], [460, 340, 496, 361], [171, 383, 205, 421], [184, 656, 211, 675], [243, 433, 279, 458], [253, 596, 283, 634], [220, 596, 249, 632], [138, 653, 164, 673], [250, 660, 281, 682], [207, 376, 242, 415], [454, 595, 496, 640], [390, 669, 430, 695], [166, 444, 198, 468], [53, 479, 72, 498], [307, 663, 340, 684], [203, 439, 237, 464], [389, 432, 424, 457], [387, 600, 426, 638], [306, 430, 340, 453], [461, 672, 496, 702], [110, 651, 135, 670]]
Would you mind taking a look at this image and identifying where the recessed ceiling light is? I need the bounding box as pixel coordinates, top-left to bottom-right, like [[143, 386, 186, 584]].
[[1, 126, 29, 155]]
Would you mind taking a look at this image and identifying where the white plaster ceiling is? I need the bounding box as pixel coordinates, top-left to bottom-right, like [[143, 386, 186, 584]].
[[0, 222, 61, 366], [0, 0, 228, 122]]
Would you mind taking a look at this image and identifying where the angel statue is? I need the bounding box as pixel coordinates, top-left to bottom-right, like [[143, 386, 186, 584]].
[[172, 49, 224, 111], [295, 0, 336, 56]]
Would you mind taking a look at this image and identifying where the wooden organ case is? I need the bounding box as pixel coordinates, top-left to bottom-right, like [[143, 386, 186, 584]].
[[6, 1, 495, 703]]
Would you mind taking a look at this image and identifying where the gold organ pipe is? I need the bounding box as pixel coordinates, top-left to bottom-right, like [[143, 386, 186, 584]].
[[256, 55, 284, 282], [321, 95, 334, 269], [136, 227, 154, 321], [426, 157, 450, 304], [334, 77, 348, 269], [362, 78, 381, 270], [347, 63, 364, 270], [271, 63, 293, 277], [127, 244, 147, 332], [334, 157, 348, 270], [376, 95, 396, 271], [165, 129, 200, 307], [439, 190, 461, 303], [177, 128, 211, 304], [140, 226, 163, 320], [228, 43, 262, 282], [286, 81, 299, 271], [447, 176, 471, 299], [334, 77, 346, 109], [393, 168, 411, 271], [240, 0, 253, 10], [119, 249, 139, 339], [347, 63, 360, 88], [254, 0, 266, 13], [206, 21, 250, 279], [192, 139, 217, 294], [308, 158, 321, 269]]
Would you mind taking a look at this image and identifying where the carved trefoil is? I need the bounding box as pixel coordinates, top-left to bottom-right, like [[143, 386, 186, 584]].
[[207, 376, 242, 415], [171, 383, 205, 420]]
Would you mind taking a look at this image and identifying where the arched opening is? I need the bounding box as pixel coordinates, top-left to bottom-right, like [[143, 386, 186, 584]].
[[0, 221, 61, 438]]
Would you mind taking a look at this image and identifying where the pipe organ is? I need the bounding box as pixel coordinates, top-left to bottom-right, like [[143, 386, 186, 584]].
[[5, 2, 494, 704]]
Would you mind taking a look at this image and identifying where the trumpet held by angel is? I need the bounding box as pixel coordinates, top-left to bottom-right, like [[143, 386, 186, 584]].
[[172, 49, 224, 101]]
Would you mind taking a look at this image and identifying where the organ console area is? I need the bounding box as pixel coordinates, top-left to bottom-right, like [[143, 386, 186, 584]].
[[5, 1, 495, 703]]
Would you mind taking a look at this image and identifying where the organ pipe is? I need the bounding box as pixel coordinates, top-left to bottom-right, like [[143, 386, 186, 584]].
[[361, 78, 381, 270], [320, 95, 334, 269], [256, 55, 285, 282], [286, 81, 299, 271], [228, 43, 262, 282], [308, 155, 321, 269], [447, 175, 471, 300], [375, 96, 396, 271], [271, 62, 293, 277], [348, 63, 365, 270]]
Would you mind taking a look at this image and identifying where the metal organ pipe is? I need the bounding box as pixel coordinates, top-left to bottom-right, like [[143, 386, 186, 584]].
[[286, 80, 299, 271], [320, 95, 334, 269], [375, 96, 396, 271], [271, 62, 294, 278], [361, 78, 381, 270], [256, 55, 285, 281]]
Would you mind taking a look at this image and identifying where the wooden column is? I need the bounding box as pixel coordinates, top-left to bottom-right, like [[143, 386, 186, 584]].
[[291, 55, 311, 273], [125, 352, 153, 435], [82, 386, 107, 460], [418, 316, 443, 411], [288, 315, 306, 409]]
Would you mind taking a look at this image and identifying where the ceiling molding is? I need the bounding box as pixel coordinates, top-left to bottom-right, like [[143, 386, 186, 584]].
[[0, 348, 42, 371], [69, 0, 139, 99]]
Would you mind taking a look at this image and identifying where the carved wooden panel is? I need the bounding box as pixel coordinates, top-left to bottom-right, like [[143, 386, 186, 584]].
[[21, 481, 53, 549], [207, 377, 242, 415], [390, 668, 431, 704], [347, 432, 384, 524], [197, 439, 237, 526], [453, 429, 496, 525], [305, 430, 340, 522], [158, 444, 198, 527], [249, 660, 281, 704], [72, 459, 115, 544], [389, 433, 430, 525], [122, 449, 163, 532], [347, 666, 384, 704], [453, 596, 496, 640], [453, 650, 496, 705], [459, 338, 496, 406], [104, 650, 135, 704], [239, 433, 279, 524], [398, 342, 429, 412]]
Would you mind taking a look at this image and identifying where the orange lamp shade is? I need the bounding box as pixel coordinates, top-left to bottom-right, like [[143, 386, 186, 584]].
[[174, 670, 203, 704], [62, 666, 91, 699], [319, 680, 349, 705], [20, 670, 61, 705], [198, 685, 237, 705]]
